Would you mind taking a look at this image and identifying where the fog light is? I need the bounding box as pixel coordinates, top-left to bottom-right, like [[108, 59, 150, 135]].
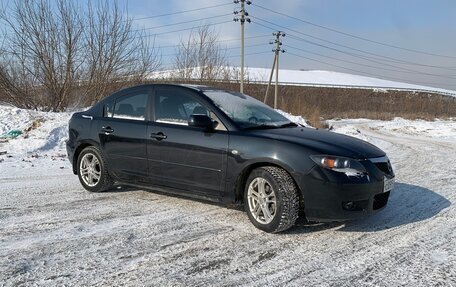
[[342, 201, 355, 211]]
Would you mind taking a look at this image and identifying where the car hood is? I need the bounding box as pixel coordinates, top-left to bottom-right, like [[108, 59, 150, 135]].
[[250, 127, 385, 159]]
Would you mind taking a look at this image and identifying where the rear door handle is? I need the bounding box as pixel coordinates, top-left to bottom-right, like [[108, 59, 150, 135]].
[[151, 132, 167, 141], [101, 126, 114, 135]]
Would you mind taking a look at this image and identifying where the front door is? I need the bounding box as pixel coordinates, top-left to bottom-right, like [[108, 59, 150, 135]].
[[147, 86, 228, 196]]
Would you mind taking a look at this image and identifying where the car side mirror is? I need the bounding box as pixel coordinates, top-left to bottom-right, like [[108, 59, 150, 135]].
[[188, 114, 217, 130]]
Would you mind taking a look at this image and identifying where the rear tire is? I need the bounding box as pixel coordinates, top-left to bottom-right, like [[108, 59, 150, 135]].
[[77, 146, 113, 192], [244, 166, 299, 233]]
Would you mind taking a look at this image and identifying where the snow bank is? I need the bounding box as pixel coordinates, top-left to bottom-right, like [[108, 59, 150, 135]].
[[328, 117, 456, 142], [276, 109, 309, 127], [0, 105, 72, 167]]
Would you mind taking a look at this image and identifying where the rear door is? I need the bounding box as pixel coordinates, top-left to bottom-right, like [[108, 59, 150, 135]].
[[147, 86, 229, 196], [98, 88, 151, 181]]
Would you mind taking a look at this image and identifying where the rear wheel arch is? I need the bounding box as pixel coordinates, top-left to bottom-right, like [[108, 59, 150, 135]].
[[72, 141, 101, 174], [76, 145, 114, 192]]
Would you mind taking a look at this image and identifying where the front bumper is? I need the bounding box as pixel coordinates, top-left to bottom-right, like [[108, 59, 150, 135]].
[[299, 162, 393, 222]]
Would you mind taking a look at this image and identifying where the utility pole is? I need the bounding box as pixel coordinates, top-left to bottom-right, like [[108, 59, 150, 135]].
[[269, 31, 285, 109], [263, 52, 276, 104], [233, 0, 251, 93]]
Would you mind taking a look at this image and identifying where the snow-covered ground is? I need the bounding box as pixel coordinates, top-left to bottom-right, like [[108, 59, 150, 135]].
[[1, 105, 455, 286]]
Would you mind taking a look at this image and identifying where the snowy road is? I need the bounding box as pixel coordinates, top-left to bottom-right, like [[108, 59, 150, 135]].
[[1, 118, 455, 286]]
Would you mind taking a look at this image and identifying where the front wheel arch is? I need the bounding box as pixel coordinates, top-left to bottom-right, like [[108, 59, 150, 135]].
[[234, 161, 303, 205], [244, 166, 300, 233]]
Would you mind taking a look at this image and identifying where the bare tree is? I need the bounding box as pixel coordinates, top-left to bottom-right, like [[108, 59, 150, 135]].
[[82, 1, 160, 104], [0, 0, 161, 111], [174, 25, 229, 82], [0, 0, 83, 111]]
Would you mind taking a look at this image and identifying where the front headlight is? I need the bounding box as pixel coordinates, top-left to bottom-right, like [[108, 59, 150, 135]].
[[310, 155, 367, 176]]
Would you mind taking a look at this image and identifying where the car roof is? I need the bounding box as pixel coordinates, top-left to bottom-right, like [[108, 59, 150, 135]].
[[117, 83, 228, 93], [96, 84, 233, 107], [173, 84, 231, 93]]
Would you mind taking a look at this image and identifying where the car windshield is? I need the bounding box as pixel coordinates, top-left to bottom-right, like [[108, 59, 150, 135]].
[[203, 90, 296, 129]]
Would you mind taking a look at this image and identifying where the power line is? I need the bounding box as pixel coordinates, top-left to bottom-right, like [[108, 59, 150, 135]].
[[284, 44, 456, 79], [287, 51, 456, 88], [227, 51, 270, 58], [132, 2, 233, 21], [286, 34, 456, 75], [252, 3, 456, 59], [226, 43, 265, 50], [156, 34, 269, 49], [284, 36, 456, 79], [160, 50, 270, 60], [327, 47, 456, 70], [150, 21, 233, 37], [252, 19, 456, 72], [286, 45, 456, 79], [133, 14, 232, 32], [159, 44, 267, 57]]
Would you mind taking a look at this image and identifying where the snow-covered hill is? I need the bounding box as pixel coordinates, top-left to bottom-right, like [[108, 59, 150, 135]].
[[152, 67, 456, 96], [246, 68, 456, 95]]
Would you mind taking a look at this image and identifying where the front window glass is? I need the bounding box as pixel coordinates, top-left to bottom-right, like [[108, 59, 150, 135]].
[[203, 90, 294, 129], [154, 87, 226, 131], [112, 93, 148, 121], [155, 88, 206, 125]]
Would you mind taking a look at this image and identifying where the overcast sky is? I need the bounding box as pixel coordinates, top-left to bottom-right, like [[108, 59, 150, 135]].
[[2, 0, 455, 89]]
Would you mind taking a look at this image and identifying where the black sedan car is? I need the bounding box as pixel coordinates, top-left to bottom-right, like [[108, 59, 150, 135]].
[[67, 84, 394, 233]]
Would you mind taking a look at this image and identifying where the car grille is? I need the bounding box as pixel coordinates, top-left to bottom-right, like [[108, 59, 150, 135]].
[[373, 191, 390, 210]]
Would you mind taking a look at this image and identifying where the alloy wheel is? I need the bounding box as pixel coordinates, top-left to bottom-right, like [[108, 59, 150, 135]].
[[79, 153, 101, 187], [247, 177, 277, 224]]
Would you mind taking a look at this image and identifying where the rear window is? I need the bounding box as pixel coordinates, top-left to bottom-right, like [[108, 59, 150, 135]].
[[112, 93, 148, 121]]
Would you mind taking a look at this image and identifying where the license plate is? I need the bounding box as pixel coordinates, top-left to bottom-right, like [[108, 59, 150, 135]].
[[384, 177, 395, 192]]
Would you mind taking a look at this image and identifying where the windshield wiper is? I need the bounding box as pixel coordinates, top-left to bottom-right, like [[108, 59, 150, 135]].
[[243, 122, 298, 130], [278, 122, 298, 128], [243, 124, 280, 130]]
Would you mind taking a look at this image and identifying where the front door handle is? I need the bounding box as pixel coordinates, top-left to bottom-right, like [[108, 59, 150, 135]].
[[101, 126, 114, 135], [151, 132, 167, 141]]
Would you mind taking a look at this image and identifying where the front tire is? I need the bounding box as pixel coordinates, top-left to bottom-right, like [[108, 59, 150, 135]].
[[77, 146, 113, 192], [244, 166, 299, 233]]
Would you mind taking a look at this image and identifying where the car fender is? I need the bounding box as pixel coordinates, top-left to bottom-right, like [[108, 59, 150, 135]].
[[224, 133, 316, 203]]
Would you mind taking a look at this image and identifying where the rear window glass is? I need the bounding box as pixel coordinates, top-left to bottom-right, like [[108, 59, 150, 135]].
[[104, 102, 114, 117], [112, 93, 148, 121]]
